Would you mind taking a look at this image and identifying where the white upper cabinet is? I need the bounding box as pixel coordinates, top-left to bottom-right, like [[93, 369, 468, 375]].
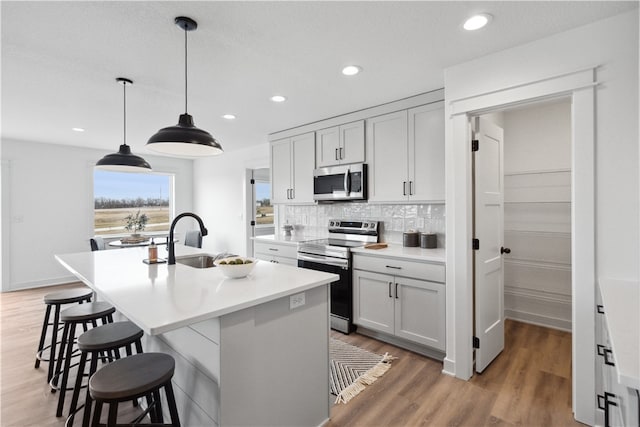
[[316, 120, 365, 167], [366, 102, 444, 203], [408, 103, 445, 201], [270, 132, 315, 204], [366, 110, 409, 202]]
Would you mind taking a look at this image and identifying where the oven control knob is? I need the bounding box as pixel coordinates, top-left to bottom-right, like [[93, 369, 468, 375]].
[[363, 223, 368, 228], [329, 221, 334, 226]]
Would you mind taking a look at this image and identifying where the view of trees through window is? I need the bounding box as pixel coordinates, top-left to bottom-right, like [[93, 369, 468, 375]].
[[255, 181, 273, 225], [94, 170, 173, 235]]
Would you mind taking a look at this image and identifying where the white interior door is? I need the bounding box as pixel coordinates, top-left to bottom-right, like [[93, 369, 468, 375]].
[[474, 117, 505, 373]]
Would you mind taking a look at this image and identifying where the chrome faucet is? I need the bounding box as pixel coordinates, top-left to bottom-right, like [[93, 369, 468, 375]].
[[167, 212, 208, 265]]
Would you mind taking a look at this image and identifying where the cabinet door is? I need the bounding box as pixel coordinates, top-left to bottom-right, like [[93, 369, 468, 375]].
[[316, 126, 340, 168], [271, 139, 292, 204], [408, 102, 445, 202], [290, 132, 315, 203], [339, 120, 365, 165], [366, 111, 408, 202], [394, 277, 445, 350], [353, 270, 394, 334]]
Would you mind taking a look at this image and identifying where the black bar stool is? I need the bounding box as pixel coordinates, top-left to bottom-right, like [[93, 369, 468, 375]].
[[53, 301, 116, 417], [66, 321, 144, 427], [89, 353, 180, 427], [35, 288, 93, 383]]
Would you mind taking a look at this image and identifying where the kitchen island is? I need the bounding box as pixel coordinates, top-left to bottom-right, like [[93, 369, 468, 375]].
[[56, 245, 338, 427]]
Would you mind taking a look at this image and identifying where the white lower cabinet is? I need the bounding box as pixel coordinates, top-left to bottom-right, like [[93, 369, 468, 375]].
[[353, 255, 445, 351], [596, 283, 640, 427], [253, 240, 298, 266]]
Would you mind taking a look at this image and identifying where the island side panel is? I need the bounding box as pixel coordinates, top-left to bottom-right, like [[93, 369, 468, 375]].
[[142, 317, 222, 427], [219, 284, 330, 427]]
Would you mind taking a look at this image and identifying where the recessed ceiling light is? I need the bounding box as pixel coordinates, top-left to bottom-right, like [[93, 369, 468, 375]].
[[342, 65, 362, 76], [72, 127, 85, 132], [270, 95, 287, 103], [222, 114, 236, 120], [463, 13, 492, 31]]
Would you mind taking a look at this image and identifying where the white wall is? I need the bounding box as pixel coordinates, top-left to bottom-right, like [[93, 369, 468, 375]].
[[501, 100, 573, 331], [1, 139, 194, 291], [193, 143, 269, 257]]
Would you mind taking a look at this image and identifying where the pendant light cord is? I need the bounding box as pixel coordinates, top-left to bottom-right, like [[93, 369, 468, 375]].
[[184, 26, 188, 114], [123, 80, 127, 146]]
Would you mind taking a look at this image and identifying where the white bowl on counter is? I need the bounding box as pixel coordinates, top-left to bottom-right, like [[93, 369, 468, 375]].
[[214, 257, 258, 279]]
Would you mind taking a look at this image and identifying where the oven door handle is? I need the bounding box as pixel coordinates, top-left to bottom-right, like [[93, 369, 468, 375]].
[[297, 253, 349, 269]]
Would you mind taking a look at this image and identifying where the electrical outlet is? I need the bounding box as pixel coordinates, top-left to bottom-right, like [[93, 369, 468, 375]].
[[290, 292, 305, 310]]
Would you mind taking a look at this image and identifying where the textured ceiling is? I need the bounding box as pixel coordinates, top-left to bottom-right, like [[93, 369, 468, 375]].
[[2, 1, 637, 156]]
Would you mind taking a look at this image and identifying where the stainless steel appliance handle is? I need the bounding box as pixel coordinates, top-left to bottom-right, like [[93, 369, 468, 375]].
[[344, 169, 350, 194], [297, 253, 349, 269]]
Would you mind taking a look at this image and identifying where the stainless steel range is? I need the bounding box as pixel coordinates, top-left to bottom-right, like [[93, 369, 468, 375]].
[[297, 220, 379, 334]]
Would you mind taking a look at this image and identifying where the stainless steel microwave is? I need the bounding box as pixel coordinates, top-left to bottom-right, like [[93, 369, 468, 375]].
[[313, 163, 367, 202]]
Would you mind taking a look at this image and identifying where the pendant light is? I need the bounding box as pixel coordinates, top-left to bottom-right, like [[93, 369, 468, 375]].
[[96, 78, 152, 172], [146, 16, 223, 157]]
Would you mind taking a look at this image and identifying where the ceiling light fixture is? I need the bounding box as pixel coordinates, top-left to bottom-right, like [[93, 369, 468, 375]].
[[96, 78, 152, 172], [463, 13, 492, 31], [146, 16, 223, 157], [270, 95, 287, 103], [72, 127, 85, 132], [222, 114, 236, 120], [342, 65, 361, 76]]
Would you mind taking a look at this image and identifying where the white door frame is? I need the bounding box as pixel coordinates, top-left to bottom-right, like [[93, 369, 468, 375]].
[[444, 67, 596, 425]]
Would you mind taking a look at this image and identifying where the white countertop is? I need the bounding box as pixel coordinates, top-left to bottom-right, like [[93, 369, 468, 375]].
[[252, 234, 319, 245], [599, 278, 640, 390], [351, 243, 446, 263], [55, 245, 338, 336]]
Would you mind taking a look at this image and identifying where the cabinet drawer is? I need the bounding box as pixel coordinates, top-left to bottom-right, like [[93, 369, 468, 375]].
[[353, 254, 445, 283], [254, 241, 298, 260]]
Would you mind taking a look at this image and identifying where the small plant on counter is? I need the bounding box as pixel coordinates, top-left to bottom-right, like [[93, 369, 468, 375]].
[[123, 210, 148, 235]]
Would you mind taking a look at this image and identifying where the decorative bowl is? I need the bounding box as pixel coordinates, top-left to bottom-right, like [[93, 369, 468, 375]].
[[214, 257, 258, 279]]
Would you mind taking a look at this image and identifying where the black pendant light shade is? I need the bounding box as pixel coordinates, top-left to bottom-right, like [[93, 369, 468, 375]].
[[96, 78, 152, 172], [146, 16, 223, 157]]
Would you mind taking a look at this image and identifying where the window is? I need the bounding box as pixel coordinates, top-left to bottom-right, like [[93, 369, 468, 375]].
[[255, 181, 273, 226], [94, 170, 173, 236]]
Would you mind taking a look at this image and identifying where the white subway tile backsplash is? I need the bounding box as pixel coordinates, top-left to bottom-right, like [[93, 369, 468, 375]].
[[278, 202, 446, 247]]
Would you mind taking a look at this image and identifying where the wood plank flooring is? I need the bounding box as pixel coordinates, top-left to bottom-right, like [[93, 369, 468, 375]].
[[1, 284, 583, 426]]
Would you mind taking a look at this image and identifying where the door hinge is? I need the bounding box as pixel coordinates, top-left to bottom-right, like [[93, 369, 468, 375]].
[[250, 220, 256, 226], [472, 238, 480, 250], [471, 139, 479, 152], [250, 178, 255, 184], [473, 336, 480, 349]]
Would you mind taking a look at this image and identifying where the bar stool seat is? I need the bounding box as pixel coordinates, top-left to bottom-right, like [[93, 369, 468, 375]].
[[67, 321, 144, 427], [89, 353, 180, 426], [54, 302, 115, 417], [36, 287, 93, 383]]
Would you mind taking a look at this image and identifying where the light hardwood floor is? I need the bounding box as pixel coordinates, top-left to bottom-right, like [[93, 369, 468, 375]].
[[1, 283, 583, 426]]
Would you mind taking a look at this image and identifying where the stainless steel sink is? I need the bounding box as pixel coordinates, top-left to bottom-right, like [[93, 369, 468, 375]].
[[176, 254, 216, 269]]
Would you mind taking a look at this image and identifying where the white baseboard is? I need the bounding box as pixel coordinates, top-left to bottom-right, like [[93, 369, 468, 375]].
[[442, 357, 456, 377], [5, 276, 80, 292], [504, 286, 572, 332]]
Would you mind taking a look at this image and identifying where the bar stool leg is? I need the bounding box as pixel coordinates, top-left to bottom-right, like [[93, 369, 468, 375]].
[[107, 402, 118, 426], [35, 304, 52, 369], [67, 350, 88, 424], [57, 322, 77, 416], [82, 354, 99, 427], [52, 319, 69, 391], [48, 305, 61, 384], [165, 381, 181, 427], [153, 389, 163, 423], [90, 400, 102, 427]]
